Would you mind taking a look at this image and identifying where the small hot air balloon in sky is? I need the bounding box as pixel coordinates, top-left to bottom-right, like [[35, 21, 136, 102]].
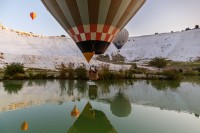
[[21, 120, 29, 131], [30, 12, 37, 20], [41, 0, 146, 62], [112, 28, 129, 50]]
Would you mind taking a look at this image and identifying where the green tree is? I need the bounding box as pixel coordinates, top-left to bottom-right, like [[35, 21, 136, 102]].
[[195, 25, 199, 29], [4, 62, 25, 77], [149, 57, 167, 69], [75, 64, 88, 80]]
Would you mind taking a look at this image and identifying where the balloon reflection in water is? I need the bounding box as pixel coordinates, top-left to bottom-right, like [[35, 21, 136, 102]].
[[21, 120, 28, 131], [89, 85, 98, 100], [68, 102, 117, 133], [110, 92, 132, 117], [71, 105, 80, 118]]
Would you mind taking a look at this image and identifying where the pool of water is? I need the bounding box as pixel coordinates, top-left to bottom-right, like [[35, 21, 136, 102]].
[[0, 79, 200, 133]]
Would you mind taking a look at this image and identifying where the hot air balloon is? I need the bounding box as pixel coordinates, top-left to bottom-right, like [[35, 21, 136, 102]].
[[30, 12, 37, 20], [21, 121, 29, 131], [112, 28, 129, 50], [41, 0, 146, 62]]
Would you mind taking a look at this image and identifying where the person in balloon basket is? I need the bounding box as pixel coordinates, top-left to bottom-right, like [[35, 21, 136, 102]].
[[89, 65, 99, 80]]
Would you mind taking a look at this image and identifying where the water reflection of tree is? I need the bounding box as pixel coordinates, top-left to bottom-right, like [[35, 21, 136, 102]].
[[67, 80, 75, 96], [3, 80, 24, 94], [96, 80, 133, 95], [27, 80, 47, 87], [59, 80, 67, 96], [75, 80, 87, 95], [150, 80, 181, 91], [96, 80, 113, 94]]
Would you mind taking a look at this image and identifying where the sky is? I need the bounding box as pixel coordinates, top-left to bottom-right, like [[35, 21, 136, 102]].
[[0, 0, 200, 37]]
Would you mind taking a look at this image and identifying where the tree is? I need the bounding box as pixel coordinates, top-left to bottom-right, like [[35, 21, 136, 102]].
[[149, 57, 167, 69], [75, 64, 88, 80], [4, 62, 25, 76], [185, 27, 191, 31], [195, 25, 199, 29]]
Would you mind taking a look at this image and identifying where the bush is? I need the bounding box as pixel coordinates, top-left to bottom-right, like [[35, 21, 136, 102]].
[[162, 70, 182, 80], [75, 64, 87, 80], [185, 27, 191, 31], [28, 72, 47, 79], [99, 65, 115, 80], [195, 25, 199, 29], [130, 63, 137, 69], [183, 70, 198, 76], [4, 62, 25, 76], [149, 57, 167, 69], [124, 69, 133, 79], [13, 73, 27, 80], [66, 62, 75, 79], [59, 69, 67, 79]]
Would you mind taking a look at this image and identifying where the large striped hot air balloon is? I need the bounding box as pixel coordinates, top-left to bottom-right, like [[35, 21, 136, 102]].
[[41, 0, 146, 62], [112, 28, 129, 50]]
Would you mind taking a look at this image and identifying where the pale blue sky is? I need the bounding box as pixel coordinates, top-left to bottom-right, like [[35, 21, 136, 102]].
[[0, 0, 200, 37]]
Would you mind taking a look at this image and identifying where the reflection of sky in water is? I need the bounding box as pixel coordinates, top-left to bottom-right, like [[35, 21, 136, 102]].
[[0, 80, 200, 133]]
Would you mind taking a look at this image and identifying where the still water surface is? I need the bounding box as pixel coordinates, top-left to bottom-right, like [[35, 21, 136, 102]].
[[0, 79, 200, 133]]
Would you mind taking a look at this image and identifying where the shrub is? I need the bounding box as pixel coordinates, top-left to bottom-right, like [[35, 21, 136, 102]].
[[66, 62, 75, 79], [75, 64, 87, 80], [149, 57, 167, 69], [183, 70, 198, 76], [59, 69, 67, 79], [195, 25, 199, 29], [34, 73, 47, 79], [130, 63, 137, 69], [162, 70, 182, 80], [99, 65, 115, 80], [13, 73, 27, 80], [4, 62, 25, 77], [124, 69, 133, 79], [185, 27, 191, 31]]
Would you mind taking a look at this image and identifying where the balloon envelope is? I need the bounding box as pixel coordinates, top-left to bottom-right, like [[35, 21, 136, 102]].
[[41, 0, 146, 62], [30, 12, 37, 20], [112, 28, 129, 50]]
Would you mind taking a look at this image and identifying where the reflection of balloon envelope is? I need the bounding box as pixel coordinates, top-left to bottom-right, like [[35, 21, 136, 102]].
[[21, 121, 28, 131], [67, 102, 117, 133], [41, 0, 146, 62], [71, 105, 80, 118], [110, 93, 131, 117], [112, 28, 129, 50], [89, 85, 98, 100]]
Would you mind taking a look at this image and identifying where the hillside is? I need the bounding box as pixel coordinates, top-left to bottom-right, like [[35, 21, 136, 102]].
[[0, 23, 200, 70], [105, 29, 200, 62]]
